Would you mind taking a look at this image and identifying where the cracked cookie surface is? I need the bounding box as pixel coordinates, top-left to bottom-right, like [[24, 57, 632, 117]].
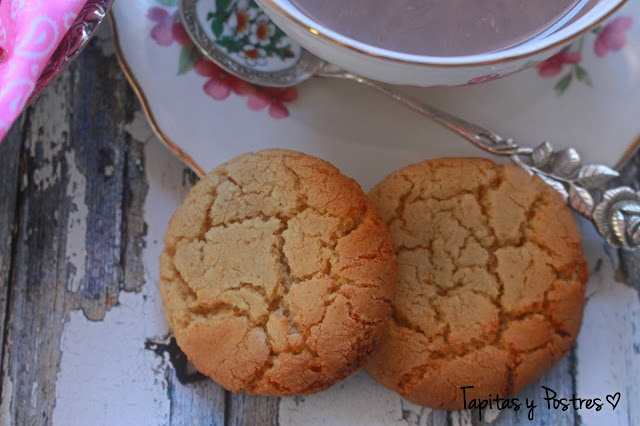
[[159, 149, 396, 395], [364, 158, 587, 410]]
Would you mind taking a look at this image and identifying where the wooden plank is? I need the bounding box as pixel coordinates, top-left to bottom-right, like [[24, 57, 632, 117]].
[[67, 34, 133, 318], [0, 28, 145, 424], [2, 67, 80, 426], [0, 116, 25, 419], [120, 119, 148, 294]]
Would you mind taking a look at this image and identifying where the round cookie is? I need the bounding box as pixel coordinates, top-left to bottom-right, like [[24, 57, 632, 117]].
[[365, 157, 587, 410], [160, 149, 396, 395]]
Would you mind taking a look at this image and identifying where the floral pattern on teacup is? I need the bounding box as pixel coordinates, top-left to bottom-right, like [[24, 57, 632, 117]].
[[594, 16, 633, 57], [536, 15, 633, 95]]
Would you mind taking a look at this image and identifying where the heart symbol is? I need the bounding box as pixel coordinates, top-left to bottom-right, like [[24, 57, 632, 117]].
[[606, 393, 621, 410]]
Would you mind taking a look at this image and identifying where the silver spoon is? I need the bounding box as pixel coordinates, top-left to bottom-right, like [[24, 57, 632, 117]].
[[179, 0, 640, 250]]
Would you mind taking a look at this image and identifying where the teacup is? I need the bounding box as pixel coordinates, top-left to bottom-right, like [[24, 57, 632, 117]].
[[254, 0, 628, 86]]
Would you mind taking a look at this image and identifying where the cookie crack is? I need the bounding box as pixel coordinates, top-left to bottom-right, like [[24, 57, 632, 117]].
[[393, 173, 416, 230], [390, 168, 579, 362]]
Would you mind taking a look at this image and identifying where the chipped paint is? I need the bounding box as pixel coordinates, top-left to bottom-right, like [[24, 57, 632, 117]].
[[30, 382, 38, 409], [92, 22, 116, 58], [449, 409, 473, 426], [30, 139, 66, 191], [64, 150, 88, 293], [449, 404, 501, 424], [478, 406, 501, 424], [125, 110, 155, 144], [27, 80, 72, 191], [52, 291, 171, 425]]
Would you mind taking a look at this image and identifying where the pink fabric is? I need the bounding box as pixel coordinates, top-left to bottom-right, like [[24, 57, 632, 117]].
[[0, 0, 88, 140]]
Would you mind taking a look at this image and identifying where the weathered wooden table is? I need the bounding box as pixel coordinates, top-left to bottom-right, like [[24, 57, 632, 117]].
[[0, 22, 638, 426]]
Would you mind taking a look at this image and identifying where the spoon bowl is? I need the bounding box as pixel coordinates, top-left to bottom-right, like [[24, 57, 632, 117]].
[[180, 0, 323, 87]]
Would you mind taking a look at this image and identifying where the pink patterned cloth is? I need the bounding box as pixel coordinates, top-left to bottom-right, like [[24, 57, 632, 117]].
[[0, 0, 88, 140]]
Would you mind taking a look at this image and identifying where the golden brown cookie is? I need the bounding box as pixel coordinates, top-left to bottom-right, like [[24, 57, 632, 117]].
[[365, 157, 587, 410], [159, 149, 396, 395]]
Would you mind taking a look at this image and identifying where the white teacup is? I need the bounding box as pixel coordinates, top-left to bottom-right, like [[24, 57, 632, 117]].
[[255, 0, 628, 86]]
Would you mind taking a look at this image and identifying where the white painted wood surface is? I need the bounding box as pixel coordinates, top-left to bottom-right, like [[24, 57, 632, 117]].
[[0, 22, 638, 426]]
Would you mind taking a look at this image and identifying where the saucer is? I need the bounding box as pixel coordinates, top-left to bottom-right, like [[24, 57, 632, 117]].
[[111, 0, 638, 193]]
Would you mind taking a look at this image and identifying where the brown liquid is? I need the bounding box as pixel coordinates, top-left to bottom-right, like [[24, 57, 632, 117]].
[[290, 0, 586, 56]]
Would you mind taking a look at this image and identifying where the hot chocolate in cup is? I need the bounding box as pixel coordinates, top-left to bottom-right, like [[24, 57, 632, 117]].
[[254, 0, 628, 86], [289, 0, 594, 57]]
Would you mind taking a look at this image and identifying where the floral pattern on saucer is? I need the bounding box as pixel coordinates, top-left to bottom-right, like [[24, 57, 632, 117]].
[[536, 16, 633, 95], [147, 0, 299, 119]]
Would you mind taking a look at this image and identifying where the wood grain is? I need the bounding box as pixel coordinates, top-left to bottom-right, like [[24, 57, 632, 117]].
[[227, 394, 280, 426], [167, 374, 226, 426]]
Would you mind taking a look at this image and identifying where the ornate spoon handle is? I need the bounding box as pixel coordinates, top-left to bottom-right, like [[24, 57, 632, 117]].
[[321, 67, 640, 250]]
